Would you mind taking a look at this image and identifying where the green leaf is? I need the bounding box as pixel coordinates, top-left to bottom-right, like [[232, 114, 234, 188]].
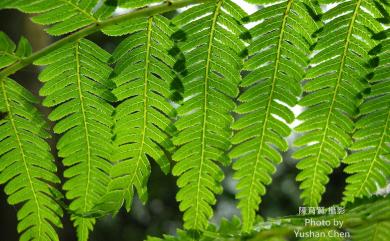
[[94, 15, 174, 215], [231, 0, 319, 232], [293, 0, 384, 207], [0, 77, 63, 241], [146, 216, 242, 241], [119, 0, 162, 8], [0, 32, 28, 69], [35, 39, 114, 241], [350, 222, 390, 241], [1, 0, 101, 36], [0, 31, 16, 52], [343, 30, 390, 204], [94, 0, 118, 20], [347, 196, 390, 241], [172, 0, 246, 230], [102, 16, 148, 36], [15, 37, 32, 58]]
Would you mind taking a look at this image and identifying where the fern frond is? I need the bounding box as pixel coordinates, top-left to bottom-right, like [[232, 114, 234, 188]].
[[231, 0, 318, 232], [347, 196, 390, 241], [94, 15, 174, 214], [350, 222, 390, 241], [172, 0, 246, 230], [35, 39, 114, 241], [101, 12, 165, 37], [293, 0, 384, 206], [0, 32, 31, 69], [343, 30, 390, 204], [0, 77, 63, 241], [0, 0, 105, 35], [147, 216, 242, 241]]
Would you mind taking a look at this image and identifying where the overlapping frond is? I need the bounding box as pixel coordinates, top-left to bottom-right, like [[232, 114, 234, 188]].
[[0, 32, 31, 70], [0, 77, 63, 241], [231, 0, 319, 231], [147, 216, 242, 241], [350, 222, 390, 241], [0, 0, 112, 35], [347, 197, 390, 241], [343, 29, 390, 204], [293, 0, 384, 206], [94, 15, 174, 214], [171, 0, 246, 230], [35, 39, 114, 241]]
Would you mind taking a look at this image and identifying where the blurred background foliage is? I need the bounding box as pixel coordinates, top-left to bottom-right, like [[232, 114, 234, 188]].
[[0, 7, 346, 241]]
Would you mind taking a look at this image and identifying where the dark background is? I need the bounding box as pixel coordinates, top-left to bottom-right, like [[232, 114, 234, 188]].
[[0, 9, 346, 241]]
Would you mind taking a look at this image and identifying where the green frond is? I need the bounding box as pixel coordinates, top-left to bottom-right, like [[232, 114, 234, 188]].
[[172, 0, 246, 230], [101, 15, 154, 36], [35, 39, 114, 241], [347, 197, 390, 241], [0, 32, 32, 69], [0, 77, 63, 241], [231, 0, 318, 232], [0, 0, 105, 35], [94, 15, 174, 215], [342, 30, 390, 204], [350, 222, 390, 241], [146, 216, 242, 241], [293, 0, 384, 207]]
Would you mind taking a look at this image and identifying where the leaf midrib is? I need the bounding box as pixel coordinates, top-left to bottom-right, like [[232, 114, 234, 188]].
[[371, 223, 379, 241], [308, 0, 362, 206], [194, 0, 222, 229], [1, 79, 43, 238], [75, 41, 93, 240]]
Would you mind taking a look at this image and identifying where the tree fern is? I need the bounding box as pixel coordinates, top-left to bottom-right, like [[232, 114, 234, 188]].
[[343, 28, 390, 204], [94, 15, 175, 214], [293, 0, 384, 206], [0, 1, 390, 240], [230, 0, 319, 232], [35, 39, 114, 241], [171, 0, 246, 230]]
